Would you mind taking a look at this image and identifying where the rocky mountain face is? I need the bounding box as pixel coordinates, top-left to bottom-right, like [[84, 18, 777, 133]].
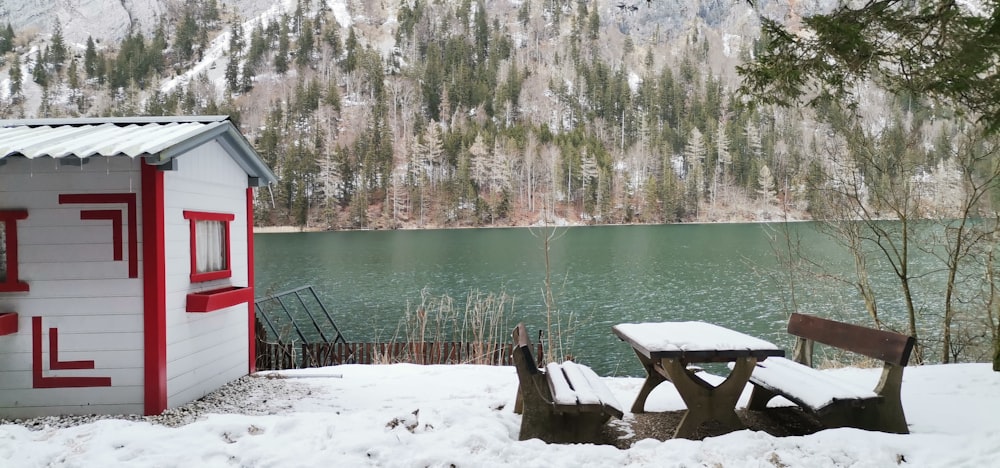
[[0, 0, 288, 44]]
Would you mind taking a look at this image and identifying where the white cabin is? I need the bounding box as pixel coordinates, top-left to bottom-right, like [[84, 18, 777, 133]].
[[0, 116, 277, 417]]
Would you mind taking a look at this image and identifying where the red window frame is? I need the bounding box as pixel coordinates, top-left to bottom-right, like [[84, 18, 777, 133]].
[[0, 209, 29, 292], [182, 210, 235, 283]]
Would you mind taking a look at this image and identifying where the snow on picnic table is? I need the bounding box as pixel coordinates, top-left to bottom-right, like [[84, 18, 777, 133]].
[[613, 321, 783, 353], [2, 363, 1000, 467]]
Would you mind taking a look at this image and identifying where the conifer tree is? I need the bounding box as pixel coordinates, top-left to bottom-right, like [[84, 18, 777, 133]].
[[296, 18, 314, 68], [205, 0, 220, 23], [8, 53, 22, 99], [67, 57, 80, 93], [0, 23, 13, 55], [343, 27, 358, 72], [84, 36, 98, 78], [31, 49, 47, 86], [225, 57, 240, 94], [275, 17, 290, 74], [323, 21, 341, 58], [176, 12, 198, 61], [247, 24, 266, 68], [49, 20, 67, 69], [240, 61, 254, 93], [324, 78, 341, 111]]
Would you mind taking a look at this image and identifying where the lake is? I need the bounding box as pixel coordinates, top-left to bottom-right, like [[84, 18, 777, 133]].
[[253, 222, 940, 376]]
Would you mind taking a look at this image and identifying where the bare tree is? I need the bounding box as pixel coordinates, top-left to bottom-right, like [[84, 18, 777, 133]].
[[929, 124, 1000, 363]]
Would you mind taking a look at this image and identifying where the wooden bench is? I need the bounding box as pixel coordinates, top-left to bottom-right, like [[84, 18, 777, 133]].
[[743, 313, 916, 434], [511, 323, 623, 443]]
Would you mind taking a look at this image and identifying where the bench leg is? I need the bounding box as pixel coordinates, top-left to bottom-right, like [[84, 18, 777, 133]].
[[866, 363, 909, 434], [513, 383, 524, 414], [818, 363, 909, 434], [517, 374, 557, 441], [747, 385, 777, 411], [629, 348, 667, 414], [663, 357, 755, 439]]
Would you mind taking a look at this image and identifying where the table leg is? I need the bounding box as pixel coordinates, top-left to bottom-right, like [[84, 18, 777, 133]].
[[662, 357, 757, 439], [629, 348, 667, 414]]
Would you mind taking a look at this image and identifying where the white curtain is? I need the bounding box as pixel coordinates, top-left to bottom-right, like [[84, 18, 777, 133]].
[[195, 220, 226, 273]]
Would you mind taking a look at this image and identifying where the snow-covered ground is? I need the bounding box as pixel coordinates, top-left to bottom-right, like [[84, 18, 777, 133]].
[[2, 363, 999, 467]]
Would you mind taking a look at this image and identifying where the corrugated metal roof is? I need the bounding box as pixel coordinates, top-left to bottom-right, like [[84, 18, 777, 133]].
[[0, 116, 276, 185]]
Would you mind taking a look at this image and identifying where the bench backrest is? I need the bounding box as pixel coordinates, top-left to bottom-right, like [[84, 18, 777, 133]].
[[787, 313, 915, 366], [512, 322, 540, 375]]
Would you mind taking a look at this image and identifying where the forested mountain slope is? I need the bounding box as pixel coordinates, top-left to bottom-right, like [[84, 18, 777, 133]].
[[0, 0, 967, 229]]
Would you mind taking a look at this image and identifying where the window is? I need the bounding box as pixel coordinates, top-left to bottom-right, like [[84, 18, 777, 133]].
[[183, 211, 235, 282], [0, 210, 28, 292]]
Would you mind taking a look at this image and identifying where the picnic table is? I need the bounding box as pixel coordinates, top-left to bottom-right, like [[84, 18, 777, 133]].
[[612, 321, 784, 439]]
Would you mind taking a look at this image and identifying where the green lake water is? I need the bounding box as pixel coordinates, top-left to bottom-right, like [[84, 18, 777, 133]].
[[253, 222, 941, 376]]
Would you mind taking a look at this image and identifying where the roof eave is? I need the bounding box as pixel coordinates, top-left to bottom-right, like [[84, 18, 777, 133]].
[[148, 121, 277, 187]]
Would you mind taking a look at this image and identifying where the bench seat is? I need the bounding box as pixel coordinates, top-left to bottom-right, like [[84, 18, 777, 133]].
[[744, 357, 878, 411]]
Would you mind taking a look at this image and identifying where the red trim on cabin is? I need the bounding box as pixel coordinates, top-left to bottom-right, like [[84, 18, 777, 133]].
[[0, 312, 18, 335], [79, 210, 124, 261], [141, 162, 167, 415], [246, 188, 256, 373], [49, 326, 97, 370], [0, 209, 29, 292], [31, 317, 112, 388], [182, 211, 235, 282], [59, 194, 138, 278]]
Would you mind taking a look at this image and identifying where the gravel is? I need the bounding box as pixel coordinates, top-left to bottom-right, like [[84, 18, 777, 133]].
[[0, 374, 315, 430]]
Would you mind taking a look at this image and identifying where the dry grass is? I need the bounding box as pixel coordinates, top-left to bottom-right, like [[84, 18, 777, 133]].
[[386, 288, 513, 365]]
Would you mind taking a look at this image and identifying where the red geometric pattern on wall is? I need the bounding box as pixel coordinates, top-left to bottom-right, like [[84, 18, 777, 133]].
[[31, 316, 112, 388], [58, 193, 138, 278]]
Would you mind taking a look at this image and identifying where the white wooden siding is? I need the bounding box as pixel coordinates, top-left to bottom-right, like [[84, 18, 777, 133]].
[[0, 156, 145, 417], [162, 140, 250, 407]]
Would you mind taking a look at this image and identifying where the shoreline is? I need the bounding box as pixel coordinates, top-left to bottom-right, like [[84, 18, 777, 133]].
[[252, 217, 812, 234]]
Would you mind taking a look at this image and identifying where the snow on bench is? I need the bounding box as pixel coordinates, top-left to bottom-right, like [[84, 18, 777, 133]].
[[743, 357, 878, 411], [545, 361, 624, 417]]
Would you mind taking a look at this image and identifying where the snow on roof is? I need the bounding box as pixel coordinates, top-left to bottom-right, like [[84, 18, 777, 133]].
[[0, 115, 276, 186]]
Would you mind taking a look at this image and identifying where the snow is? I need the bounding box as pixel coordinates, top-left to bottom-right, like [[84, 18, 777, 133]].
[[2, 363, 999, 467], [328, 0, 353, 29], [614, 322, 783, 353], [740, 357, 878, 410], [628, 72, 641, 94]]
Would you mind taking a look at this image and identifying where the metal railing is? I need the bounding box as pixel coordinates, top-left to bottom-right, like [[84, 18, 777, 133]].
[[254, 285, 347, 346]]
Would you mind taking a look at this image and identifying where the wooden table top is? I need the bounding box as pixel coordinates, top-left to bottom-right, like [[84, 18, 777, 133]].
[[612, 321, 785, 363]]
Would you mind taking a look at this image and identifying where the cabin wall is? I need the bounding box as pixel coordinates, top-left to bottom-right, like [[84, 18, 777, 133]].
[[162, 140, 250, 408], [0, 156, 146, 417]]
